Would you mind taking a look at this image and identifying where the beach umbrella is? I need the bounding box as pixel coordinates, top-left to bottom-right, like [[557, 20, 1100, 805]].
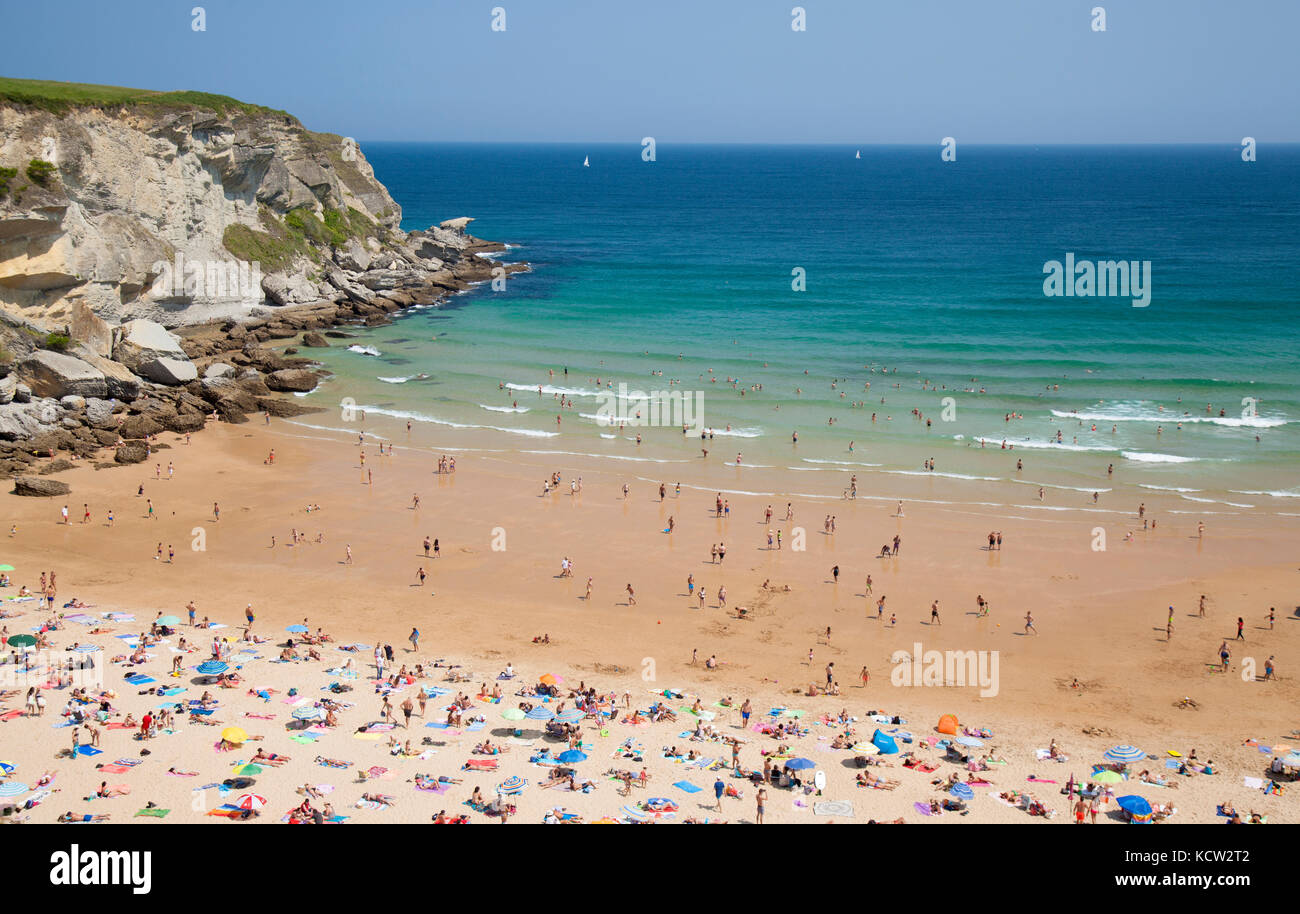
[[554, 708, 584, 724], [0, 781, 28, 797], [0, 762, 15, 774], [6, 634, 36, 647], [950, 782, 975, 801], [74, 644, 100, 653], [1282, 752, 1300, 767], [1093, 770, 1125, 784], [231, 763, 263, 776], [851, 743, 880, 756], [497, 776, 527, 795], [622, 805, 651, 822], [1104, 745, 1144, 763], [156, 615, 181, 626], [500, 708, 526, 721], [1116, 795, 1152, 816], [955, 736, 985, 749], [197, 661, 229, 676], [784, 757, 815, 770], [538, 673, 560, 686], [235, 793, 268, 810], [221, 726, 248, 744], [525, 706, 555, 722], [292, 706, 325, 721], [286, 624, 308, 633], [0, 564, 15, 572], [557, 750, 588, 764]]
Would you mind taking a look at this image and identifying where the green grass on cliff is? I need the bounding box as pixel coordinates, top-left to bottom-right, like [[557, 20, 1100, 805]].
[[0, 77, 292, 119], [225, 205, 378, 272]]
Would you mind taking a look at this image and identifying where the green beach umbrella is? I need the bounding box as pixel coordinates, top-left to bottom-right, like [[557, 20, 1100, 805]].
[[0, 564, 15, 572], [1093, 770, 1125, 784], [501, 708, 526, 721], [6, 634, 36, 647], [156, 615, 181, 626], [231, 763, 263, 776]]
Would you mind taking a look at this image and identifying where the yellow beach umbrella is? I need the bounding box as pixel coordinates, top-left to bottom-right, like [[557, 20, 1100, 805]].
[[221, 726, 248, 744]]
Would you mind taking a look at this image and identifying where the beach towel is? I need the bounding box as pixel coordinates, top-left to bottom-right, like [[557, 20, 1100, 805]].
[[463, 759, 498, 770], [673, 781, 702, 793], [814, 800, 854, 817], [95, 764, 131, 774], [76, 745, 103, 756], [134, 807, 169, 818], [1027, 777, 1057, 784], [416, 780, 451, 794], [1243, 776, 1264, 790]]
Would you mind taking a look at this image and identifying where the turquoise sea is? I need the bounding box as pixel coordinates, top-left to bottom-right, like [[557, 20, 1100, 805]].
[[295, 144, 1300, 513]]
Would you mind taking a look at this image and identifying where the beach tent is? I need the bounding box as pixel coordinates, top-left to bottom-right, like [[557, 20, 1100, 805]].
[[936, 714, 959, 735], [871, 729, 899, 755]]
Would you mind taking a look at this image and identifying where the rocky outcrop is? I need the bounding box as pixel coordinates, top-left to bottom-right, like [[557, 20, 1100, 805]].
[[13, 475, 70, 496], [0, 79, 528, 479]]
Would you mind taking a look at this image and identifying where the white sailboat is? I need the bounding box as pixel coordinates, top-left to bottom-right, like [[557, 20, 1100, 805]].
[[855, 149, 860, 159], [583, 155, 589, 167]]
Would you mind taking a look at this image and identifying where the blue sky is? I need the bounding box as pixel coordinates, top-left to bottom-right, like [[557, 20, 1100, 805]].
[[3, 0, 1296, 144]]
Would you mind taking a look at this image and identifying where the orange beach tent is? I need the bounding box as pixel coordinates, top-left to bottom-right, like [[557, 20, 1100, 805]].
[[937, 714, 959, 735]]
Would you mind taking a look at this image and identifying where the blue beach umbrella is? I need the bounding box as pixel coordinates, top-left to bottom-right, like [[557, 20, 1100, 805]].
[[554, 709, 584, 723], [196, 661, 229, 676], [286, 624, 308, 633], [74, 644, 101, 653], [525, 706, 555, 721], [784, 758, 815, 770], [557, 750, 588, 764], [1104, 745, 1144, 763], [0, 781, 29, 797], [955, 736, 984, 749], [950, 782, 975, 801]]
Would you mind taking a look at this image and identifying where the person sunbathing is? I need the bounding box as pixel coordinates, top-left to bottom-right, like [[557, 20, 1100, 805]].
[[251, 749, 290, 766], [1139, 770, 1178, 788], [360, 793, 395, 806], [60, 811, 110, 822]]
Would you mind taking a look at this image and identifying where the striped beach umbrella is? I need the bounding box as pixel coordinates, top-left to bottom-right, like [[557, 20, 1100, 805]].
[[1104, 745, 1144, 763], [74, 644, 100, 653], [557, 750, 588, 764], [197, 661, 229, 675], [500, 708, 526, 721], [554, 708, 584, 723], [292, 706, 325, 721], [0, 781, 28, 797], [497, 776, 527, 795], [525, 706, 555, 721], [0, 762, 15, 774], [950, 782, 975, 801], [622, 805, 651, 822], [235, 793, 268, 810]]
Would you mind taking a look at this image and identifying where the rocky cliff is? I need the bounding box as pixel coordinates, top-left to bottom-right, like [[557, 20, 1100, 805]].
[[0, 79, 525, 480]]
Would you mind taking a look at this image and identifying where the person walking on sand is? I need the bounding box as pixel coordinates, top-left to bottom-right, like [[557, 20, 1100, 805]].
[[865, 574, 873, 596], [1266, 607, 1275, 630], [1219, 641, 1230, 672], [401, 697, 414, 728], [1236, 617, 1245, 640], [625, 584, 636, 606], [859, 666, 870, 687], [1199, 594, 1207, 618], [1024, 612, 1037, 634], [714, 776, 726, 812], [245, 604, 255, 626], [755, 788, 767, 824], [931, 600, 941, 626], [585, 578, 593, 601], [345, 545, 353, 565], [409, 627, 420, 652], [740, 698, 752, 729], [832, 565, 839, 584]]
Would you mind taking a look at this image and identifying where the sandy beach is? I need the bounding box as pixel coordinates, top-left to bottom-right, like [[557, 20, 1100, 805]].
[[1, 414, 1295, 824]]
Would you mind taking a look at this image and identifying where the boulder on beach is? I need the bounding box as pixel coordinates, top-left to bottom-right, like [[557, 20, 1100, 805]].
[[16, 350, 109, 399], [13, 475, 71, 497], [265, 369, 320, 393]]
